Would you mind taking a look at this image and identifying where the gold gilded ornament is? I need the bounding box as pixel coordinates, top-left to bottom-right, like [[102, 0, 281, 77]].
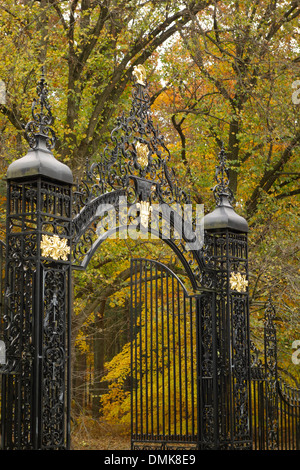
[[136, 201, 152, 227], [229, 272, 248, 293], [132, 64, 147, 86], [41, 234, 70, 261], [136, 142, 148, 167]]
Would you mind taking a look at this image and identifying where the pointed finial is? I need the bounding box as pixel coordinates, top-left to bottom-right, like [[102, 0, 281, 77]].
[[24, 66, 56, 150], [212, 143, 234, 206]]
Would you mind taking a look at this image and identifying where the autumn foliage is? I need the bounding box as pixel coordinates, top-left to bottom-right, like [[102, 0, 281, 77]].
[[0, 0, 299, 447]]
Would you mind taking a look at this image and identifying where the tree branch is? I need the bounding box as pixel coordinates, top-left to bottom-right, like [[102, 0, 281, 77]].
[[75, 1, 216, 164], [171, 114, 187, 165], [0, 104, 24, 131], [246, 132, 300, 215], [276, 188, 300, 200]]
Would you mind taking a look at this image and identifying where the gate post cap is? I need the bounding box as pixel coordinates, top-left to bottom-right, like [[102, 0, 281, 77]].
[[6, 135, 73, 184], [7, 68, 73, 184], [204, 194, 249, 233]]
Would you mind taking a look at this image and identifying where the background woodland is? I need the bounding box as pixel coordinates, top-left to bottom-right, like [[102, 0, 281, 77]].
[[0, 0, 299, 448]]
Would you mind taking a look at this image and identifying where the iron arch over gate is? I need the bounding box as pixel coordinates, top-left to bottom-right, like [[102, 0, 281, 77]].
[[1, 67, 298, 451], [69, 67, 253, 450], [0, 68, 252, 450]]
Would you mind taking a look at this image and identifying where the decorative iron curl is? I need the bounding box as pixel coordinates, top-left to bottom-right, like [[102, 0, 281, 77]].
[[24, 67, 56, 150]]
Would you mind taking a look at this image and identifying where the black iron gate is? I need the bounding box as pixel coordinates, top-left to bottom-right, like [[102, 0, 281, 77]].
[[0, 67, 299, 451], [130, 255, 254, 451], [250, 300, 300, 450], [130, 258, 199, 450]]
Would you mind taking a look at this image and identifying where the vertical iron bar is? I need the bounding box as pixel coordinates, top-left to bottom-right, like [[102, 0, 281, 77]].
[[246, 239, 252, 447], [292, 394, 295, 449], [144, 260, 148, 438], [160, 266, 165, 440], [66, 258, 72, 449], [288, 395, 291, 449], [226, 232, 233, 448], [195, 296, 201, 449], [135, 259, 139, 439], [252, 381, 255, 449], [172, 274, 176, 437], [166, 270, 171, 438], [177, 279, 182, 439], [33, 177, 42, 449], [183, 294, 188, 437], [212, 290, 219, 448], [139, 259, 143, 438], [130, 259, 133, 445], [283, 393, 287, 450], [134, 259, 138, 438], [190, 297, 195, 440], [150, 260, 154, 437], [155, 261, 159, 437], [279, 391, 283, 449]]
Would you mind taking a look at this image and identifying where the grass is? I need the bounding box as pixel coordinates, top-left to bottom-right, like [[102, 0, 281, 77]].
[[70, 414, 131, 450]]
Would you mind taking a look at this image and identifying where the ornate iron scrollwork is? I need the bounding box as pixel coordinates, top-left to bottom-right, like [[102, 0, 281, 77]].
[[1, 69, 72, 449], [41, 266, 68, 448], [71, 70, 205, 281], [264, 297, 279, 450], [24, 67, 56, 150], [74, 73, 190, 208], [212, 144, 234, 206]]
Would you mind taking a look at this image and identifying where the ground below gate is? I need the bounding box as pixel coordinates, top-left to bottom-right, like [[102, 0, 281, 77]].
[[71, 419, 131, 450]]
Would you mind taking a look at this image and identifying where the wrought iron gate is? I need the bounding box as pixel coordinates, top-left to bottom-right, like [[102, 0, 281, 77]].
[[250, 300, 300, 450], [0, 66, 299, 451], [130, 258, 199, 450], [0, 240, 5, 443]]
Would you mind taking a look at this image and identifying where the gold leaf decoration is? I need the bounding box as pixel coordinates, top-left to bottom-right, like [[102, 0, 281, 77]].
[[136, 201, 152, 227], [132, 64, 146, 86], [136, 142, 148, 167], [41, 234, 70, 261], [229, 272, 248, 293]]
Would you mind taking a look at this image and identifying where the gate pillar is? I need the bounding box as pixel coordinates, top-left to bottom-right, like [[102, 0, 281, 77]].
[[203, 146, 251, 449], [1, 72, 73, 449]]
